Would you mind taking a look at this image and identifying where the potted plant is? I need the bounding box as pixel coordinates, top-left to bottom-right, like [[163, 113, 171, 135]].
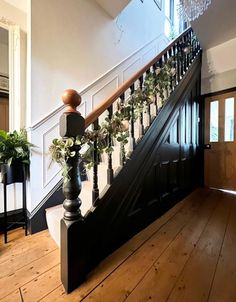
[[0, 129, 34, 185]]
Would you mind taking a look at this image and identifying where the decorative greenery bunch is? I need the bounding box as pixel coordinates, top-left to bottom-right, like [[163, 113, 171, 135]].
[[49, 56, 180, 177], [0, 129, 34, 166]]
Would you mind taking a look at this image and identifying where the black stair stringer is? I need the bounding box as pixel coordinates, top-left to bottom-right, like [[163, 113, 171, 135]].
[[64, 53, 202, 285]]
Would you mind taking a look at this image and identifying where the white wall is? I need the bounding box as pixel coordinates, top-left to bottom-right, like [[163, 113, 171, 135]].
[[201, 37, 236, 94], [30, 0, 166, 125], [28, 0, 168, 213], [0, 0, 27, 32]]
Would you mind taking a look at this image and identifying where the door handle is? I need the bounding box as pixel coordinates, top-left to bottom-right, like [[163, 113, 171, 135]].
[[204, 144, 211, 149]]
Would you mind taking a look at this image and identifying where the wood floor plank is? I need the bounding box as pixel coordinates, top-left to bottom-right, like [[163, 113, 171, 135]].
[[76, 189, 205, 302], [124, 189, 218, 302], [21, 264, 61, 302], [0, 289, 22, 302], [3, 188, 235, 302], [0, 237, 57, 278], [166, 191, 232, 302], [38, 190, 193, 302], [0, 230, 52, 263], [0, 228, 25, 248], [0, 249, 59, 300], [208, 194, 236, 302]]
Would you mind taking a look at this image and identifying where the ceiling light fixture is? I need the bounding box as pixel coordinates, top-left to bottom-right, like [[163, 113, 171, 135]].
[[179, 0, 212, 21]]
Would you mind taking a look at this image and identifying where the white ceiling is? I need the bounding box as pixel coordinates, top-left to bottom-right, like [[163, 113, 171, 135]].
[[3, 0, 27, 13], [191, 0, 236, 49], [95, 0, 131, 18]]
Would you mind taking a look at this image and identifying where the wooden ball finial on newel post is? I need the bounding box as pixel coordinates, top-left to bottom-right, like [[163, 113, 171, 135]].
[[60, 89, 87, 293]]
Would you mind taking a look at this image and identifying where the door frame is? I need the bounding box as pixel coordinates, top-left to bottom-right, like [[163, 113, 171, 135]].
[[0, 18, 22, 131], [202, 87, 236, 188]]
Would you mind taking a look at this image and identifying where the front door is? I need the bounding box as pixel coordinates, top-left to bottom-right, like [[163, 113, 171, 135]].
[[204, 91, 236, 191]]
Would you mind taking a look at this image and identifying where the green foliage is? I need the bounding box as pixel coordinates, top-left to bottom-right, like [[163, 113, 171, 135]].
[[49, 137, 77, 179], [49, 57, 179, 177], [0, 129, 34, 166]]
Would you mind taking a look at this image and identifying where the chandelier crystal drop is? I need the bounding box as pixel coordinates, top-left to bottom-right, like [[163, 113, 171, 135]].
[[179, 0, 212, 21]]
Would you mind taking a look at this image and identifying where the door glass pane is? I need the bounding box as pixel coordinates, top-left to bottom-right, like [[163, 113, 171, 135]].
[[210, 101, 219, 142], [225, 97, 234, 142]]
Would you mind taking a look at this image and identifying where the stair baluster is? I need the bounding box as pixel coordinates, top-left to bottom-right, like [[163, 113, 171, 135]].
[[129, 83, 136, 152], [138, 76, 145, 138], [92, 119, 99, 205], [107, 105, 114, 185], [173, 43, 177, 88], [151, 64, 159, 116], [168, 47, 174, 92], [183, 34, 187, 72], [145, 68, 152, 127], [119, 93, 126, 166], [177, 40, 182, 82], [186, 31, 190, 67]]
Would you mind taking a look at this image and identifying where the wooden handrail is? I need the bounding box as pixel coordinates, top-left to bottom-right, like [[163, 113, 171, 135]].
[[84, 27, 191, 129]]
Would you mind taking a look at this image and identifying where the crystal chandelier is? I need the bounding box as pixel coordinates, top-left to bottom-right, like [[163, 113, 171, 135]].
[[179, 0, 212, 21]]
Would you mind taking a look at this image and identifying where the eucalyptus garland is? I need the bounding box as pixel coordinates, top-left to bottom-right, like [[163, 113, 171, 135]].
[[49, 55, 182, 177]]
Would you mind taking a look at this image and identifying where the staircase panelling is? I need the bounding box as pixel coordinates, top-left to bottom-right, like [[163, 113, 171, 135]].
[[59, 53, 202, 292], [92, 76, 119, 110], [24, 33, 168, 217], [122, 58, 141, 82], [142, 46, 156, 65], [42, 123, 60, 188]]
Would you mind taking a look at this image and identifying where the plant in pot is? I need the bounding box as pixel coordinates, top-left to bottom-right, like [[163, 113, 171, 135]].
[[0, 129, 34, 185]]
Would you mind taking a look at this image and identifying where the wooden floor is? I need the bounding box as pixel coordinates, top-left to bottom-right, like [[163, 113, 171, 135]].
[[1, 188, 236, 302]]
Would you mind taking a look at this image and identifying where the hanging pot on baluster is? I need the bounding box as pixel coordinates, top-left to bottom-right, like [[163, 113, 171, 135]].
[[0, 161, 25, 185]]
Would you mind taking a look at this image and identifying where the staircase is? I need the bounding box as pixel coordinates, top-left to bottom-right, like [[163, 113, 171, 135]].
[[46, 146, 121, 246], [46, 28, 202, 293]]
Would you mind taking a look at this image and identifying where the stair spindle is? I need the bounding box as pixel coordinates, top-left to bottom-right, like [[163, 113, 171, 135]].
[[119, 93, 126, 166], [151, 64, 159, 116], [138, 76, 144, 138], [92, 119, 99, 205], [186, 32, 190, 67], [168, 48, 174, 92], [107, 105, 114, 185], [129, 84, 136, 152], [183, 35, 188, 72], [189, 30, 193, 62], [145, 69, 152, 127], [173, 43, 178, 87], [177, 41, 183, 83]]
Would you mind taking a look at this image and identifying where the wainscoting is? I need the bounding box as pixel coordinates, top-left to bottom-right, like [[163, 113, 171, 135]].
[[22, 34, 169, 222]]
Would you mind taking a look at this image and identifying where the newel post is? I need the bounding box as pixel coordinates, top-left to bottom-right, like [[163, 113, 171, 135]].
[[60, 89, 87, 293], [60, 89, 84, 220]]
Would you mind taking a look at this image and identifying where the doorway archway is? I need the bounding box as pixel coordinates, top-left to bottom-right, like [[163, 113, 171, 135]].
[[0, 17, 24, 131]]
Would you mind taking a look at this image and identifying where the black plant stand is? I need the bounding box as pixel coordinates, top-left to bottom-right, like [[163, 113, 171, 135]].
[[1, 164, 27, 243]]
